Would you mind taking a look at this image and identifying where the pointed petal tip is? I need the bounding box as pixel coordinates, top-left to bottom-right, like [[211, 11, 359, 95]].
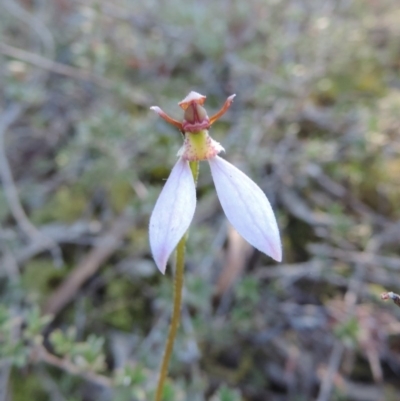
[[264, 236, 282, 262], [150, 230, 169, 274], [155, 260, 167, 274], [150, 106, 162, 113], [271, 247, 283, 263], [257, 238, 282, 262], [228, 94, 236, 101]]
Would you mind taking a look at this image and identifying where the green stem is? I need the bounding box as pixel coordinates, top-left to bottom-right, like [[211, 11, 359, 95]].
[[155, 161, 199, 401]]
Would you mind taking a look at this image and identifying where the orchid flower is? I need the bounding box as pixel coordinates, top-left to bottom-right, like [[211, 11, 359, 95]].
[[149, 92, 282, 274]]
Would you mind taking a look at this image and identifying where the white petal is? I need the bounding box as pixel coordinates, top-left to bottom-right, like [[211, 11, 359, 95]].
[[209, 156, 282, 261], [149, 158, 196, 273]]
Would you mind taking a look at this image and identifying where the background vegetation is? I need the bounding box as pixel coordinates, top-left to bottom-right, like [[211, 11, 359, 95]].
[[1, 0, 400, 400]]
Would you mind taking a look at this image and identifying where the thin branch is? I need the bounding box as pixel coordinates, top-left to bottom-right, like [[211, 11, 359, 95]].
[[0, 361, 11, 401], [0, 43, 112, 88], [316, 341, 345, 401], [1, 0, 55, 58], [34, 346, 112, 388], [0, 105, 36, 238], [43, 210, 134, 316], [308, 243, 400, 271], [0, 105, 62, 265], [316, 264, 365, 401]]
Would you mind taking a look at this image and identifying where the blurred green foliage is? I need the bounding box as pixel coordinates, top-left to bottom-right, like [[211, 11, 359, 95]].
[[1, 0, 400, 400]]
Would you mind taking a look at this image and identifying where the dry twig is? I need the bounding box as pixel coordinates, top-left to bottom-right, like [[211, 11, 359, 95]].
[[0, 43, 112, 88], [0, 105, 62, 264], [316, 263, 365, 401], [1, 0, 55, 58], [44, 210, 134, 316], [34, 345, 112, 388], [0, 361, 11, 401], [215, 226, 252, 297]]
